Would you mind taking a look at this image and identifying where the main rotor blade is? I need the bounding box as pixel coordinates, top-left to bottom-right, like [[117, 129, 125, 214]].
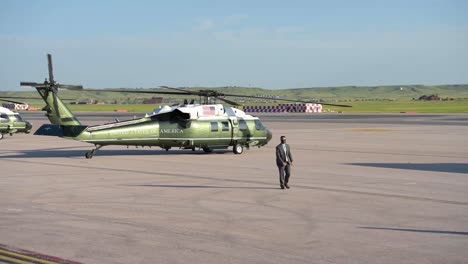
[[160, 88, 351, 107], [160, 86, 191, 93], [215, 96, 240, 106], [47, 54, 54, 84], [0, 98, 26, 104], [267, 97, 352, 107], [83, 88, 190, 95], [160, 86, 206, 96], [20, 82, 46, 87], [57, 84, 83, 90], [219, 92, 352, 107], [0, 96, 73, 101], [0, 96, 35, 99]]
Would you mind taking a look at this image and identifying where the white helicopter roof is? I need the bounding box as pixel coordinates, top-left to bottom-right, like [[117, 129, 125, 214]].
[[145, 104, 256, 120], [0, 106, 16, 115]]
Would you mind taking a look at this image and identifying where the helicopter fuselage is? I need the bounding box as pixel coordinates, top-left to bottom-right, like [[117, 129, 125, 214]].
[[33, 103, 273, 157], [78, 104, 271, 150], [0, 107, 32, 139], [80, 115, 271, 150]]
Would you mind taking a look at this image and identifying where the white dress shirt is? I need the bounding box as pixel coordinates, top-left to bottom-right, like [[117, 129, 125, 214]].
[[282, 144, 289, 162]]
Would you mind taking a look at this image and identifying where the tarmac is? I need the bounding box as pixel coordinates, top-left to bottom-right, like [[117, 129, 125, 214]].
[[1, 113, 467, 264]]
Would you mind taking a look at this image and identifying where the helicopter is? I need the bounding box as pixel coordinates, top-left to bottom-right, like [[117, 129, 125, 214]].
[[0, 97, 33, 140], [21, 54, 350, 158]]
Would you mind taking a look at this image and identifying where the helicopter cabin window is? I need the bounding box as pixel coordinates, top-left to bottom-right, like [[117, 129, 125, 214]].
[[0, 114, 8, 123], [221, 121, 229, 131], [255, 120, 265, 130], [239, 120, 248, 131], [210, 121, 218, 132]]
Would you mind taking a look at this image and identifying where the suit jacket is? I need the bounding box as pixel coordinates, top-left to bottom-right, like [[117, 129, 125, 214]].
[[276, 143, 293, 167]]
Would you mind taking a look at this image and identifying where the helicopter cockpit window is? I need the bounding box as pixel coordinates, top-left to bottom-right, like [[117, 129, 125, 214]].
[[255, 120, 265, 130], [239, 120, 248, 131], [0, 114, 9, 123], [221, 121, 229, 131], [210, 121, 218, 132], [12, 114, 24, 122]]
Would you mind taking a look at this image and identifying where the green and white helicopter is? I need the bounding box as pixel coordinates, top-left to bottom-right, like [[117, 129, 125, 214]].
[[0, 98, 33, 140], [21, 54, 350, 158]]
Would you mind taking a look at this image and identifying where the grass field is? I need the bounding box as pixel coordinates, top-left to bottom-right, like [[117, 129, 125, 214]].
[[325, 100, 468, 113]]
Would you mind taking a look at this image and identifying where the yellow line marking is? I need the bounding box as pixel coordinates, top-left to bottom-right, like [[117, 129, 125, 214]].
[[0, 248, 58, 264], [0, 254, 33, 264]]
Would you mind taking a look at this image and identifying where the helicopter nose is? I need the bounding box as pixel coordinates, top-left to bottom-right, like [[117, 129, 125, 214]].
[[266, 128, 272, 142], [26, 121, 33, 130]]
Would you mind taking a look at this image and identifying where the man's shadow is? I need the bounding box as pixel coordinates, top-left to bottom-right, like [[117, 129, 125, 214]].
[[126, 184, 278, 190]]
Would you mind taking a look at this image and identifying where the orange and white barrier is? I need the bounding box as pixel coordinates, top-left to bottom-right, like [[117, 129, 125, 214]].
[[1, 103, 29, 111]]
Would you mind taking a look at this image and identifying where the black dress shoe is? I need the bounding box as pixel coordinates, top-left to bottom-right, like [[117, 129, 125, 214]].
[[280, 185, 285, 189], [284, 184, 290, 189]]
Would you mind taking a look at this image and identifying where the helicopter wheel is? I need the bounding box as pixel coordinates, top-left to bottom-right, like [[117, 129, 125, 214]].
[[233, 144, 244, 154], [85, 145, 102, 159], [0, 133, 3, 140], [85, 151, 94, 159], [202, 147, 213, 153]]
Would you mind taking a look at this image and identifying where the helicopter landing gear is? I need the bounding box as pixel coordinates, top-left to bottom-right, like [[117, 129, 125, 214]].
[[233, 144, 244, 154], [0, 133, 3, 140], [165, 147, 171, 151], [202, 147, 213, 153], [85, 145, 102, 159]]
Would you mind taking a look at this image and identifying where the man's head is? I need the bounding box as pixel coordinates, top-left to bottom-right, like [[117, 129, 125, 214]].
[[280, 136, 286, 144]]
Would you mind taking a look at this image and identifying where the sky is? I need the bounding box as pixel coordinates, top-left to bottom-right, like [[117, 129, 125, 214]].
[[1, 0, 467, 90]]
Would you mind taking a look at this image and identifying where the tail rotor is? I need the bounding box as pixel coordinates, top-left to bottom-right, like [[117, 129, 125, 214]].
[[20, 54, 82, 126], [21, 54, 83, 91]]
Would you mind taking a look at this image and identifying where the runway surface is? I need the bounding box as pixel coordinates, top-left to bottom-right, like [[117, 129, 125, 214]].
[[1, 113, 467, 263]]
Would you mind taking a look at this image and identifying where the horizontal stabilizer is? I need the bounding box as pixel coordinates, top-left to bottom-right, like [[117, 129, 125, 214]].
[[34, 124, 88, 137], [34, 124, 64, 137]]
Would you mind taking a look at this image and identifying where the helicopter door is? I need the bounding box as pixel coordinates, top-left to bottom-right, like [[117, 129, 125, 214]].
[[11, 114, 24, 132], [208, 121, 231, 147], [208, 121, 221, 146], [229, 117, 238, 144], [219, 121, 232, 145], [0, 113, 8, 123], [0, 113, 9, 132], [237, 119, 251, 144]]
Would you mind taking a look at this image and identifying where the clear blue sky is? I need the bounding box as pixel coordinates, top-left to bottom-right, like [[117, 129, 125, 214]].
[[1, 0, 467, 90]]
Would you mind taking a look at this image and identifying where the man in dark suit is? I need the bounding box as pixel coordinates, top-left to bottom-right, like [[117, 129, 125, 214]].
[[276, 135, 293, 189]]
